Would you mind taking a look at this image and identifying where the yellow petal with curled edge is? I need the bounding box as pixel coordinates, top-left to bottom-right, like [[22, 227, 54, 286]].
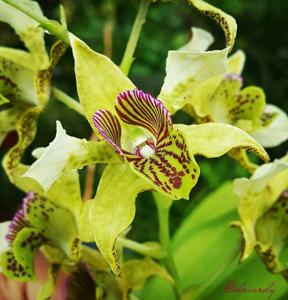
[[179, 27, 214, 52], [233, 155, 288, 260], [175, 123, 269, 162], [23, 121, 120, 193], [89, 163, 152, 276], [159, 47, 229, 114], [189, 0, 237, 50]]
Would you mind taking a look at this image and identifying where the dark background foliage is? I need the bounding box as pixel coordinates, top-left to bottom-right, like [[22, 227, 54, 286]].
[[0, 0, 287, 241]]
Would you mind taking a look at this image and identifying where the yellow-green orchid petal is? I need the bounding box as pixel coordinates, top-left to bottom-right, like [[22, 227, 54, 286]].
[[0, 222, 9, 273], [89, 163, 152, 276], [233, 155, 288, 260], [79, 200, 94, 243], [0, 192, 81, 281], [0, 108, 21, 145], [0, 0, 49, 69], [23, 121, 120, 192], [0, 47, 35, 70], [254, 190, 288, 279], [175, 123, 269, 162], [188, 0, 237, 50], [251, 104, 288, 148], [159, 47, 229, 114], [179, 27, 214, 51], [123, 258, 173, 292], [0, 51, 39, 106], [69, 33, 135, 130], [227, 49, 246, 74]]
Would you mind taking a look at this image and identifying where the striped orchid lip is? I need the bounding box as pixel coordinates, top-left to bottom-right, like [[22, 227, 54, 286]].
[[92, 89, 199, 198], [92, 89, 172, 160]]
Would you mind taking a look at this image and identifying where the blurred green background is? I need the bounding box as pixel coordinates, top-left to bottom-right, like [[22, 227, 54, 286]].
[[0, 0, 287, 243]]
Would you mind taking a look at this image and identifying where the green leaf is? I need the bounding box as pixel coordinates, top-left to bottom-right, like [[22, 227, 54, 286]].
[[188, 0, 237, 49], [123, 258, 173, 291], [175, 123, 269, 162], [23, 121, 120, 192], [252, 104, 288, 148], [159, 47, 229, 114], [69, 33, 135, 129], [89, 163, 152, 276], [198, 253, 287, 300], [179, 27, 214, 51], [142, 182, 241, 299], [0, 0, 49, 69], [233, 156, 288, 260], [142, 182, 288, 300]]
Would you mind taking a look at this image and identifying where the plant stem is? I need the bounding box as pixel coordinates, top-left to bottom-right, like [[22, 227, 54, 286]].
[[2, 0, 70, 45], [154, 194, 182, 300], [117, 237, 166, 259], [120, 0, 151, 75], [51, 87, 83, 115]]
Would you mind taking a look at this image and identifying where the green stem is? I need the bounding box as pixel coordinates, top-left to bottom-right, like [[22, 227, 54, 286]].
[[117, 237, 166, 259], [51, 87, 84, 115], [120, 0, 152, 75], [155, 194, 182, 300], [2, 0, 70, 45]]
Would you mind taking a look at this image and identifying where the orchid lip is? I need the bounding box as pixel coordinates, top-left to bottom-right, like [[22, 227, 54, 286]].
[[92, 89, 199, 197]]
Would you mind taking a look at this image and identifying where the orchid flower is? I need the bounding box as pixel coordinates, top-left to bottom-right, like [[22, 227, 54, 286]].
[[0, 0, 47, 144], [0, 0, 67, 152], [0, 191, 80, 281], [22, 0, 270, 275], [177, 28, 288, 150], [232, 154, 288, 279]]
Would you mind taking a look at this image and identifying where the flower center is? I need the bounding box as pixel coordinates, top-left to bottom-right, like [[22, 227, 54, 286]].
[[134, 138, 156, 159]]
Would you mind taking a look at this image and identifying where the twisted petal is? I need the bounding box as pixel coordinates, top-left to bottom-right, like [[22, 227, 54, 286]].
[[115, 90, 172, 143], [189, 0, 237, 49], [92, 109, 124, 157], [233, 155, 288, 260], [178, 27, 214, 52], [23, 121, 120, 192], [255, 190, 288, 279]]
